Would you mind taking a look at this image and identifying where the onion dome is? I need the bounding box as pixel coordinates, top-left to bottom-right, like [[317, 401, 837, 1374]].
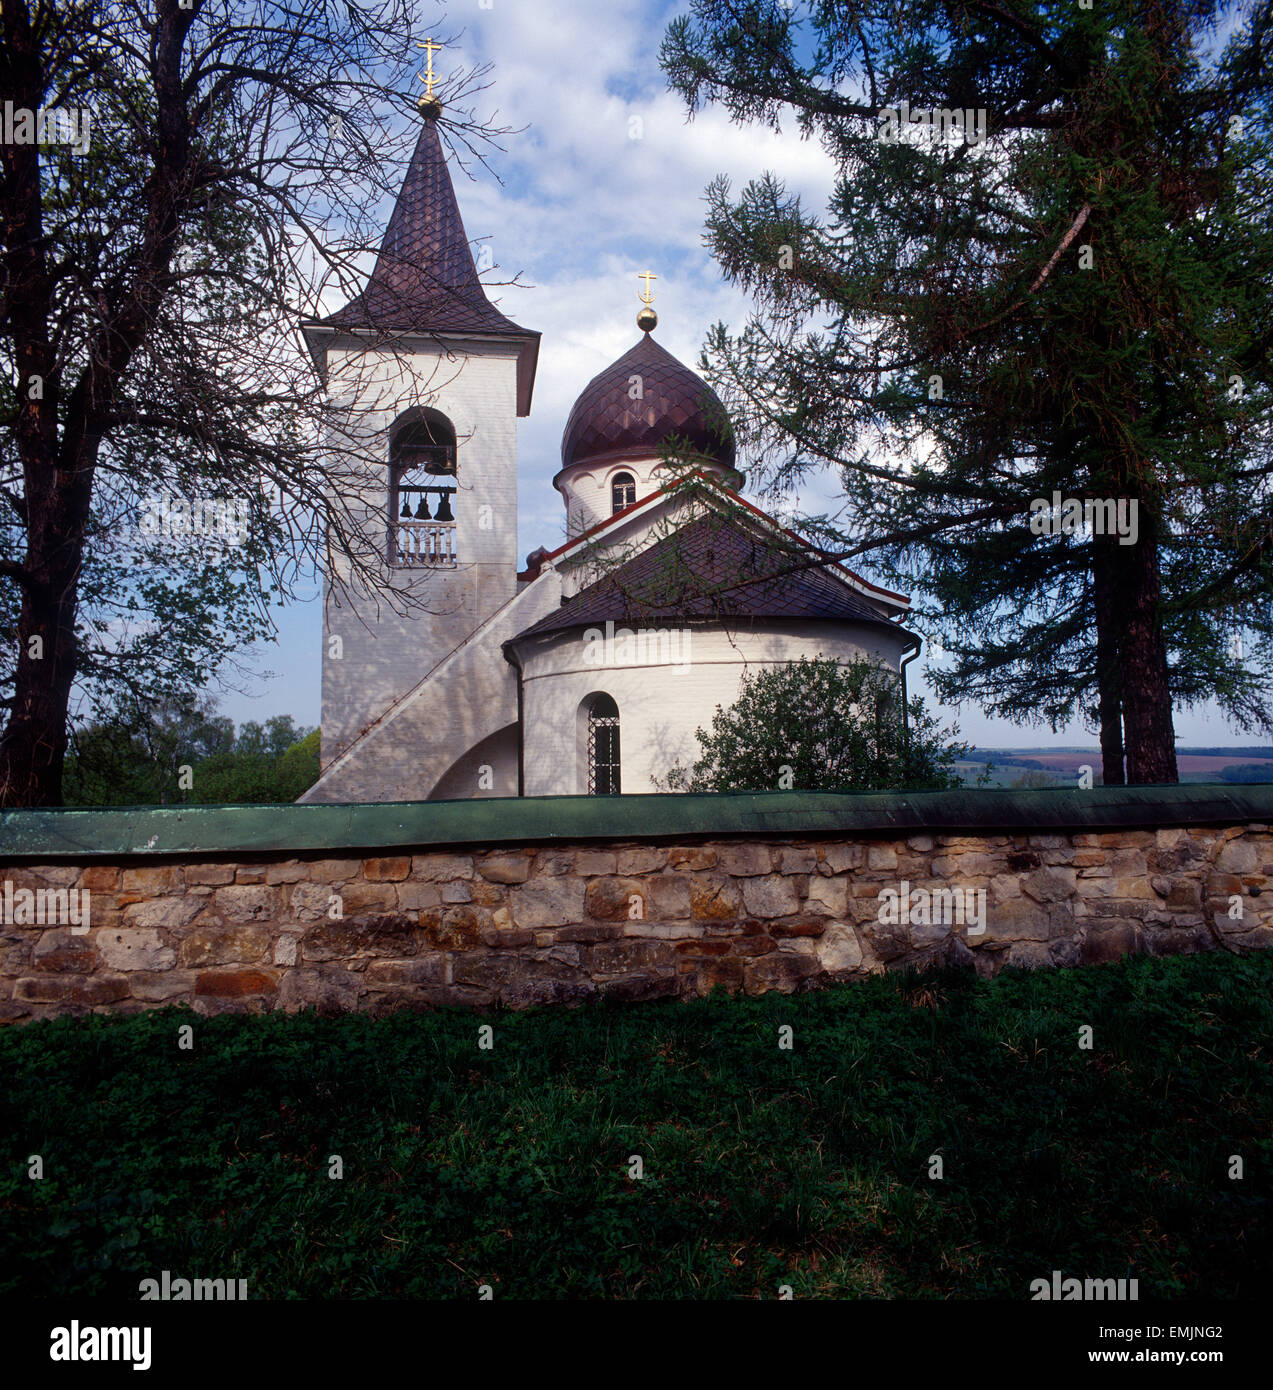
[[560, 330, 737, 473]]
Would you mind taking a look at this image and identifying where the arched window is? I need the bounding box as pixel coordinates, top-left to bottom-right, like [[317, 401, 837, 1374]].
[[586, 693, 621, 795], [611, 472, 636, 514], [389, 409, 457, 567]]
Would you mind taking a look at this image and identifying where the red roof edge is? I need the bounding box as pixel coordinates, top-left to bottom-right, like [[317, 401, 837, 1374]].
[[538, 471, 911, 607], [540, 485, 664, 560]]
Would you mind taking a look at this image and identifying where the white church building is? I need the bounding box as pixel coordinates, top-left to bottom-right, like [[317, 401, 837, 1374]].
[[299, 98, 916, 804]]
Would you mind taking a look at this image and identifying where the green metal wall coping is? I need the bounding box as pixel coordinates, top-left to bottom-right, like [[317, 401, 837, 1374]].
[[0, 784, 1270, 860]]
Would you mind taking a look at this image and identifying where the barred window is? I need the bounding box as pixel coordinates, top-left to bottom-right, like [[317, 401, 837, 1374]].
[[587, 693, 621, 795]]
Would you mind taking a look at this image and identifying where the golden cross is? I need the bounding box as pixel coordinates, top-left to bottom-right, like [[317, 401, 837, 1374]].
[[637, 269, 657, 305], [416, 37, 442, 96]]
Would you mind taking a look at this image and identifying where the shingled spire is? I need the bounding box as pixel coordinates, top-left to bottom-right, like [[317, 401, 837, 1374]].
[[307, 108, 539, 413]]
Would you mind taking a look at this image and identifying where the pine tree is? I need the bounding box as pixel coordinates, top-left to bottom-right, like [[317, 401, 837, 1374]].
[[661, 0, 1273, 783]]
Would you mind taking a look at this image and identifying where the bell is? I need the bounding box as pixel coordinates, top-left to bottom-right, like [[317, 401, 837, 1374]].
[[399, 495, 412, 519], [414, 495, 431, 519], [434, 490, 454, 523]]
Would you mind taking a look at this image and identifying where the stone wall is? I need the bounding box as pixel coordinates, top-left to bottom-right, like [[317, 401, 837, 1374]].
[[2, 819, 1270, 1024]]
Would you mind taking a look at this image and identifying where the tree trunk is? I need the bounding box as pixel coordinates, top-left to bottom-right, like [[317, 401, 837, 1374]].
[[0, 588, 79, 806], [1114, 504, 1179, 783], [1091, 532, 1126, 786], [0, 0, 194, 805], [0, 470, 91, 806]]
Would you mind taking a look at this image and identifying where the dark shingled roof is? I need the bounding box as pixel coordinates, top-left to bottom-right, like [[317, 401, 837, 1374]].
[[514, 513, 908, 641], [560, 333, 736, 470], [319, 114, 535, 340]]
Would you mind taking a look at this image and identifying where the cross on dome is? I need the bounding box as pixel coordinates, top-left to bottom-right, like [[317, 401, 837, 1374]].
[[416, 37, 443, 113], [636, 269, 658, 332]]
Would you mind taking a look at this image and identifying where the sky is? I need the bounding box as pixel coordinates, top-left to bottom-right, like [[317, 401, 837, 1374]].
[[216, 0, 1261, 751]]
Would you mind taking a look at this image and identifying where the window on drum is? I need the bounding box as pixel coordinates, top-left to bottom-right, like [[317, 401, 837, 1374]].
[[611, 472, 637, 514]]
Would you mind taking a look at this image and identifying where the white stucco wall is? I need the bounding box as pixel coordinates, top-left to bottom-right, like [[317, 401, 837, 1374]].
[[517, 619, 912, 797], [429, 723, 520, 800], [555, 455, 739, 537], [319, 335, 524, 766], [555, 455, 661, 536], [301, 551, 562, 804]]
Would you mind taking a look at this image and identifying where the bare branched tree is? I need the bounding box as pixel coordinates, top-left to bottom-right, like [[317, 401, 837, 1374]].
[[0, 0, 522, 804]]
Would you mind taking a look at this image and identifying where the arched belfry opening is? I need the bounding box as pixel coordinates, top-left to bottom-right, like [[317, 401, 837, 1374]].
[[389, 408, 458, 568]]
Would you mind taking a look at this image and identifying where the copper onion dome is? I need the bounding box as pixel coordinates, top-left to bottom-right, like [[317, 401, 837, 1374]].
[[559, 331, 737, 471]]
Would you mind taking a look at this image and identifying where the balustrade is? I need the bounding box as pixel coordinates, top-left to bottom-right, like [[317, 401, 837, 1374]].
[[390, 485, 457, 567]]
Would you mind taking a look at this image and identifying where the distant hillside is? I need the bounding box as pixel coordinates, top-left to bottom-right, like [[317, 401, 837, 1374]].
[[969, 746, 1273, 762], [957, 747, 1273, 788], [1218, 763, 1273, 783]]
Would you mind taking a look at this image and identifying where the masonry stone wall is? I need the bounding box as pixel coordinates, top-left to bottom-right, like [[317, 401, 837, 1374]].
[[2, 819, 1270, 1025]]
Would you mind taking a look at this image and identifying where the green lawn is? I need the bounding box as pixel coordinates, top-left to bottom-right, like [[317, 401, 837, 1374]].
[[2, 951, 1271, 1299]]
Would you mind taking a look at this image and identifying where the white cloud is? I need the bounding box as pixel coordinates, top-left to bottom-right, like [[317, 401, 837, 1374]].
[[429, 0, 841, 556]]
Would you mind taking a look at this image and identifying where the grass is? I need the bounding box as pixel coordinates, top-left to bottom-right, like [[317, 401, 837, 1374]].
[[1, 951, 1271, 1299]]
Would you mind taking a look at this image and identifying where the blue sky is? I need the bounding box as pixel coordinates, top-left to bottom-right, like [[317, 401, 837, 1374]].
[[218, 0, 1260, 750]]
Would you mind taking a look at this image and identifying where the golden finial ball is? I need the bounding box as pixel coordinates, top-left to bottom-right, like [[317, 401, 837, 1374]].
[[637, 307, 658, 332], [417, 94, 443, 117]]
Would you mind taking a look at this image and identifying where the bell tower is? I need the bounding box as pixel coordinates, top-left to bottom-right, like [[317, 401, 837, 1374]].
[[302, 69, 540, 776]]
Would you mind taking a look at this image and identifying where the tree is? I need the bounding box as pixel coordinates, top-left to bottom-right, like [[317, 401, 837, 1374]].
[[665, 655, 967, 792], [190, 726, 319, 802], [661, 0, 1273, 785], [231, 716, 307, 762], [62, 699, 319, 804], [272, 729, 321, 801], [1, 0, 518, 804], [1218, 762, 1273, 782], [63, 694, 231, 803], [61, 720, 164, 806]]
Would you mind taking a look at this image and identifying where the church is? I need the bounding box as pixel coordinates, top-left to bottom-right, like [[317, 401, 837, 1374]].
[[299, 88, 916, 804]]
